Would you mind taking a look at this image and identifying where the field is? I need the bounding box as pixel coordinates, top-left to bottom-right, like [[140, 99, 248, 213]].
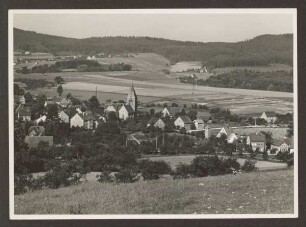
[[15, 169, 294, 214], [14, 53, 294, 115], [170, 61, 202, 72], [211, 64, 293, 75]]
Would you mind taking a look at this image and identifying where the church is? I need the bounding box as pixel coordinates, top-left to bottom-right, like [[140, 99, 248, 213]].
[[119, 82, 138, 120]]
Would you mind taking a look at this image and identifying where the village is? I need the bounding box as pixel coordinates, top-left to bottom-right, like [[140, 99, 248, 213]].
[[14, 78, 294, 158]]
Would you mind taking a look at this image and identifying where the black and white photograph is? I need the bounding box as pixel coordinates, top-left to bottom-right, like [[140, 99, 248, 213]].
[[8, 9, 298, 219]]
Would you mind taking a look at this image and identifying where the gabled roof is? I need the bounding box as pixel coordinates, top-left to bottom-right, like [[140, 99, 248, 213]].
[[194, 118, 204, 124], [178, 116, 192, 124], [122, 104, 135, 114], [197, 111, 212, 119], [78, 113, 96, 121], [28, 126, 45, 136], [248, 132, 266, 142], [164, 107, 183, 115], [148, 117, 163, 125], [273, 138, 292, 147]]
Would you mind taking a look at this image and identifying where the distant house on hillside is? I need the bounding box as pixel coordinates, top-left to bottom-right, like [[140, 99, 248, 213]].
[[246, 132, 266, 152], [147, 117, 165, 130], [119, 104, 135, 120], [25, 136, 53, 148], [174, 116, 192, 130], [260, 112, 278, 124], [193, 118, 205, 130], [53, 96, 71, 108]]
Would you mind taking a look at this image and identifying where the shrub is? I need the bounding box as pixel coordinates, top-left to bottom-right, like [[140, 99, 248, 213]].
[[262, 150, 269, 160], [97, 171, 114, 183], [222, 157, 241, 172], [241, 159, 257, 172], [171, 163, 193, 179], [114, 168, 139, 183], [14, 174, 33, 195], [139, 159, 172, 180]]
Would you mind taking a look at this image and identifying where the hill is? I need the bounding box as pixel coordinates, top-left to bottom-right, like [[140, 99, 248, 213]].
[[14, 28, 293, 68], [15, 169, 293, 214]]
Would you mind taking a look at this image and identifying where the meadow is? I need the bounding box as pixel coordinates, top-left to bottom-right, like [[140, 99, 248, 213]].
[[15, 169, 294, 214], [170, 61, 202, 72]]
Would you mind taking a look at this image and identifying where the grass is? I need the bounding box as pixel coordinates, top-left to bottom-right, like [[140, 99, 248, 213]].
[[14, 169, 294, 214]]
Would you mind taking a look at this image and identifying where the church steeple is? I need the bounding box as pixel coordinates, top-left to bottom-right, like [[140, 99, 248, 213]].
[[126, 81, 137, 113]]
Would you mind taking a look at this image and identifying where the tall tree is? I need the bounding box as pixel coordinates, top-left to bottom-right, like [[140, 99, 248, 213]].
[[57, 85, 63, 96], [54, 76, 65, 85], [88, 96, 100, 109]]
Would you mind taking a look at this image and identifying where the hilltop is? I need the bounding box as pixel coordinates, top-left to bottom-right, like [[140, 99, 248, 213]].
[[14, 28, 293, 68]]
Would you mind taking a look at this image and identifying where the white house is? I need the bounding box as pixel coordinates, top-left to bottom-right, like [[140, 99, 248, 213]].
[[246, 132, 266, 152], [174, 116, 192, 130], [70, 113, 95, 129], [147, 117, 165, 130], [105, 105, 117, 113], [119, 104, 135, 120], [260, 112, 278, 124], [269, 138, 292, 155], [193, 118, 205, 130], [58, 110, 70, 123], [227, 133, 238, 144]]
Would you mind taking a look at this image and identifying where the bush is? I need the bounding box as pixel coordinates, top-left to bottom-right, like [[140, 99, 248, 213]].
[[97, 171, 114, 183], [241, 159, 257, 172], [114, 168, 139, 183], [14, 174, 33, 195], [139, 159, 172, 180], [171, 163, 193, 179]]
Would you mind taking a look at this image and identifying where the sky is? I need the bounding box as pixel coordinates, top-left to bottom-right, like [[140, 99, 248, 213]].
[[13, 10, 294, 43]]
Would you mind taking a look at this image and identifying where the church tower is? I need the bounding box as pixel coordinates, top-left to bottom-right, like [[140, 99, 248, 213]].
[[126, 82, 137, 113]]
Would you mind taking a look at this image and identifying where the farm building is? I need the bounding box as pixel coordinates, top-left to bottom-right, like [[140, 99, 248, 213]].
[[231, 126, 289, 140], [174, 116, 192, 130], [58, 110, 70, 123], [14, 95, 25, 105], [147, 117, 165, 130], [197, 111, 213, 123], [246, 132, 266, 152], [269, 138, 292, 155], [17, 107, 31, 121], [260, 112, 278, 124], [161, 107, 184, 118], [193, 118, 205, 130], [44, 100, 56, 107], [105, 105, 117, 113], [53, 96, 71, 108]]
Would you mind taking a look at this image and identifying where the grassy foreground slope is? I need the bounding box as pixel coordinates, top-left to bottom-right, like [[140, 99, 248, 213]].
[[15, 169, 294, 214]]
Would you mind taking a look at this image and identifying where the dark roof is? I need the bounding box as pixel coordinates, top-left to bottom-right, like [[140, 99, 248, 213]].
[[79, 113, 96, 121], [123, 104, 135, 114], [248, 132, 266, 142], [25, 136, 53, 148], [264, 112, 277, 117], [28, 126, 45, 136], [179, 116, 192, 124], [273, 138, 292, 147], [148, 117, 163, 125], [18, 108, 31, 116], [164, 107, 184, 115]]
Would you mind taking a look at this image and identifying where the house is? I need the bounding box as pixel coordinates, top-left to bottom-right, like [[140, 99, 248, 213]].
[[28, 126, 45, 136], [17, 107, 31, 121], [260, 112, 278, 124], [174, 116, 192, 130], [44, 100, 56, 107], [197, 111, 213, 123], [54, 96, 71, 108], [70, 113, 96, 129], [246, 132, 266, 152], [270, 138, 291, 155], [105, 105, 117, 113], [119, 104, 135, 120], [58, 110, 70, 123], [227, 133, 238, 144], [14, 95, 25, 104], [35, 115, 47, 124], [161, 107, 184, 118], [25, 136, 53, 148], [147, 117, 165, 130], [193, 118, 205, 130]]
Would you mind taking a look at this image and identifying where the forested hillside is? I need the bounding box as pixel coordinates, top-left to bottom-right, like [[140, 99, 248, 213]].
[[14, 28, 293, 68]]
